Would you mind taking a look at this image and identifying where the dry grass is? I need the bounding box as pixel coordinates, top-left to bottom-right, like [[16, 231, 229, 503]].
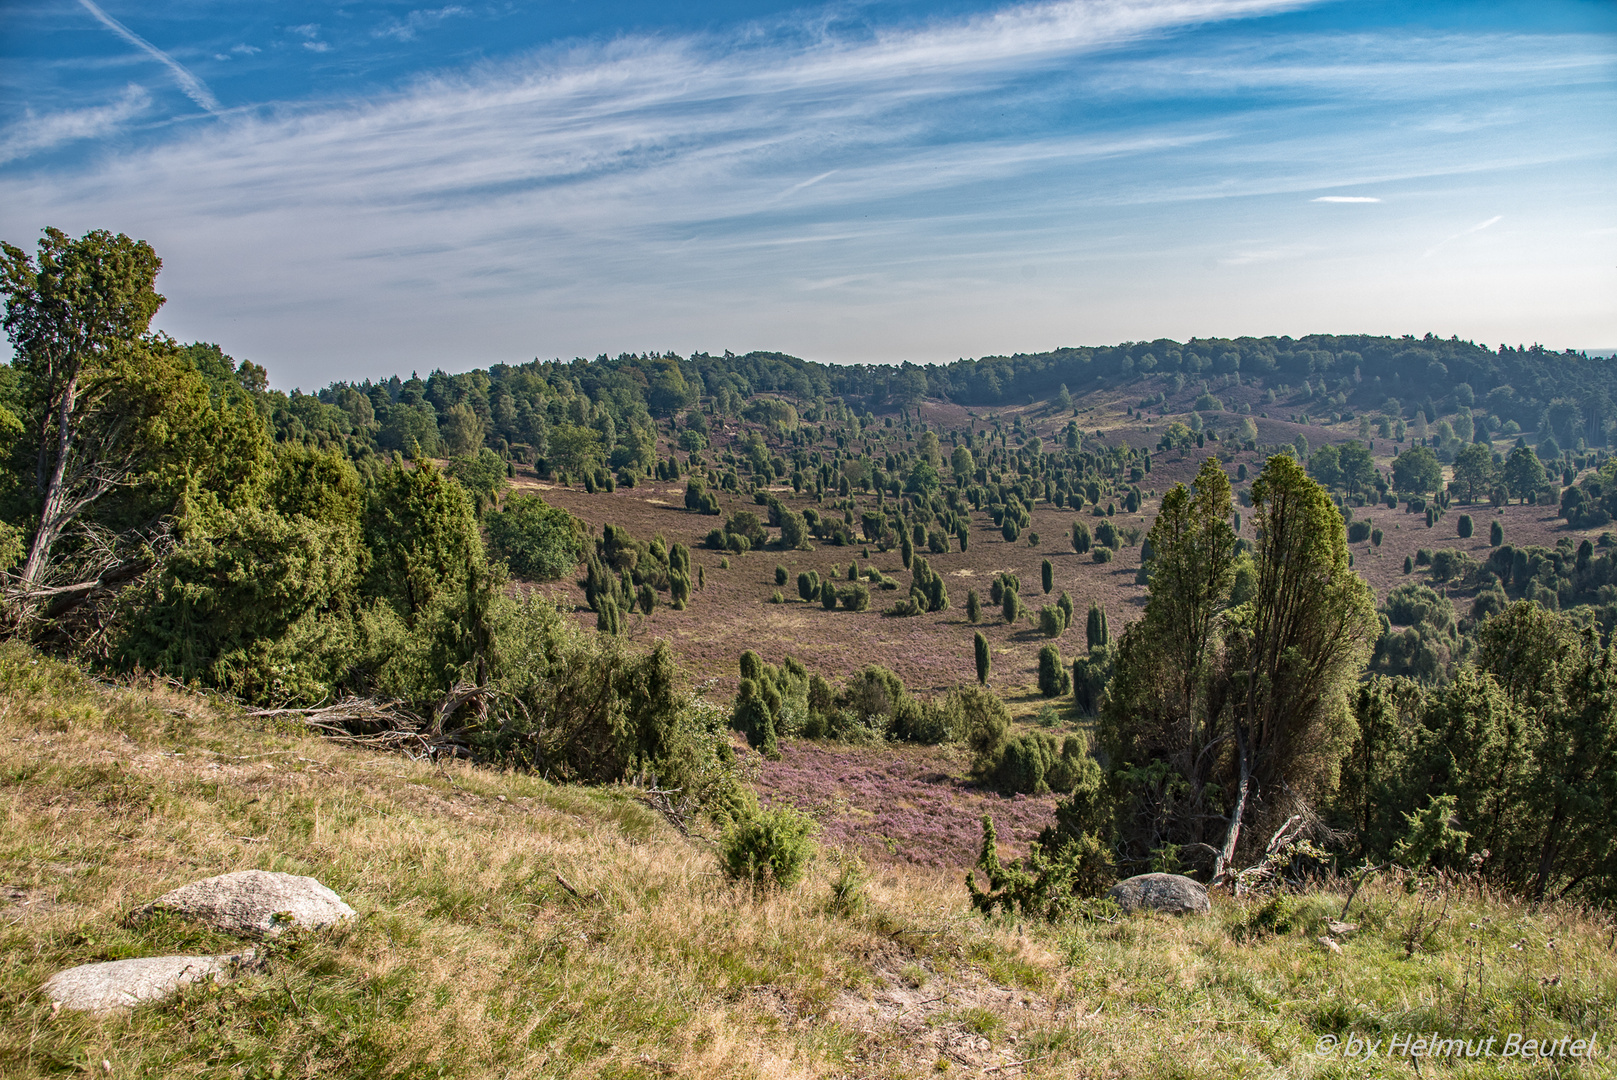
[[3, 644, 1614, 1078]]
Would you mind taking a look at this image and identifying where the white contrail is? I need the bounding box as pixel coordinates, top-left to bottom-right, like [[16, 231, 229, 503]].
[[79, 0, 221, 114], [1423, 214, 1502, 257]]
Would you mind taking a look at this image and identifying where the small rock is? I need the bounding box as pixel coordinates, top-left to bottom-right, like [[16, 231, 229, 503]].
[[43, 951, 257, 1014], [136, 870, 354, 938], [1325, 920, 1358, 936], [1318, 935, 1343, 954], [1107, 873, 1211, 915]]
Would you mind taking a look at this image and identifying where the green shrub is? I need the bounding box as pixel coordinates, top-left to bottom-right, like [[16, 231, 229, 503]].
[[826, 853, 868, 917], [1037, 644, 1070, 697], [966, 815, 1118, 921], [820, 580, 838, 610], [960, 683, 1011, 768], [1092, 547, 1113, 563], [731, 678, 779, 759], [909, 556, 949, 611], [966, 589, 982, 623], [720, 805, 817, 892], [974, 631, 991, 685], [1071, 646, 1114, 715], [837, 583, 871, 611], [775, 565, 788, 586], [984, 732, 1087, 796], [1234, 892, 1300, 941], [1001, 586, 1022, 624]]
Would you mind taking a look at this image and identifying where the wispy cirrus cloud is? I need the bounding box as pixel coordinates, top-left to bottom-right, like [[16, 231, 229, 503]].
[[375, 7, 472, 43], [0, 84, 150, 164], [77, 0, 220, 113], [2, 0, 1612, 381]]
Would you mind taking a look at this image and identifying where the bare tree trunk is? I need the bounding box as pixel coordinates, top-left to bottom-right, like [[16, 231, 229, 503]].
[[1532, 804, 1564, 901], [19, 368, 79, 589], [1212, 721, 1251, 884]]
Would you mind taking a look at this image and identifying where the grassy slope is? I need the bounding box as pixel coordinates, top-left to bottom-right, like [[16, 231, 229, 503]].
[[3, 644, 1614, 1079]]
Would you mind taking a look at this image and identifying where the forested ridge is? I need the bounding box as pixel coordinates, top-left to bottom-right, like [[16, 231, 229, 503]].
[[271, 335, 1613, 467], [3, 227, 1616, 917]]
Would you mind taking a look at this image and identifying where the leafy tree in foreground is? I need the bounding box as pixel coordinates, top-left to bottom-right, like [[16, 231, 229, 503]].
[[1, 228, 164, 591], [2, 229, 267, 630]]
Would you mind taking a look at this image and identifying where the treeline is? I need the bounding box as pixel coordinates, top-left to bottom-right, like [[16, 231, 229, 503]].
[[259, 336, 1613, 479]]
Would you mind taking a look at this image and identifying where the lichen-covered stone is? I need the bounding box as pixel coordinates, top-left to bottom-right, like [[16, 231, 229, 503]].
[[1107, 873, 1210, 915], [137, 870, 354, 938], [44, 952, 257, 1014]]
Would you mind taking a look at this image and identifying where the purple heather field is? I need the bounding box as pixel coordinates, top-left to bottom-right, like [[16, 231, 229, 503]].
[[753, 740, 1059, 869]]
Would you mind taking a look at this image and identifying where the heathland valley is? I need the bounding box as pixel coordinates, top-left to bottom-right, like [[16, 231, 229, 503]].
[[2, 229, 1614, 1077]]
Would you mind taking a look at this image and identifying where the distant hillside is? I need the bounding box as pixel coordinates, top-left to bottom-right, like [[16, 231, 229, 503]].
[[254, 335, 1613, 466]]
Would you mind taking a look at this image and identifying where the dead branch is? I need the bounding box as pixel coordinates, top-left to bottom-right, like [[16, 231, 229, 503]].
[[554, 873, 601, 902]]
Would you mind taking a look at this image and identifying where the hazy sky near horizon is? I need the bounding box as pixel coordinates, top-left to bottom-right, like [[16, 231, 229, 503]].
[[1, 0, 1614, 390]]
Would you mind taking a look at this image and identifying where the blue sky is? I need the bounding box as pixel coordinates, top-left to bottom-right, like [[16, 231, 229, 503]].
[[1, 0, 1614, 389]]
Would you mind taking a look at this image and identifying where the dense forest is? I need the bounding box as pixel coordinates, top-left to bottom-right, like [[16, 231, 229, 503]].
[[3, 228, 1615, 915]]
